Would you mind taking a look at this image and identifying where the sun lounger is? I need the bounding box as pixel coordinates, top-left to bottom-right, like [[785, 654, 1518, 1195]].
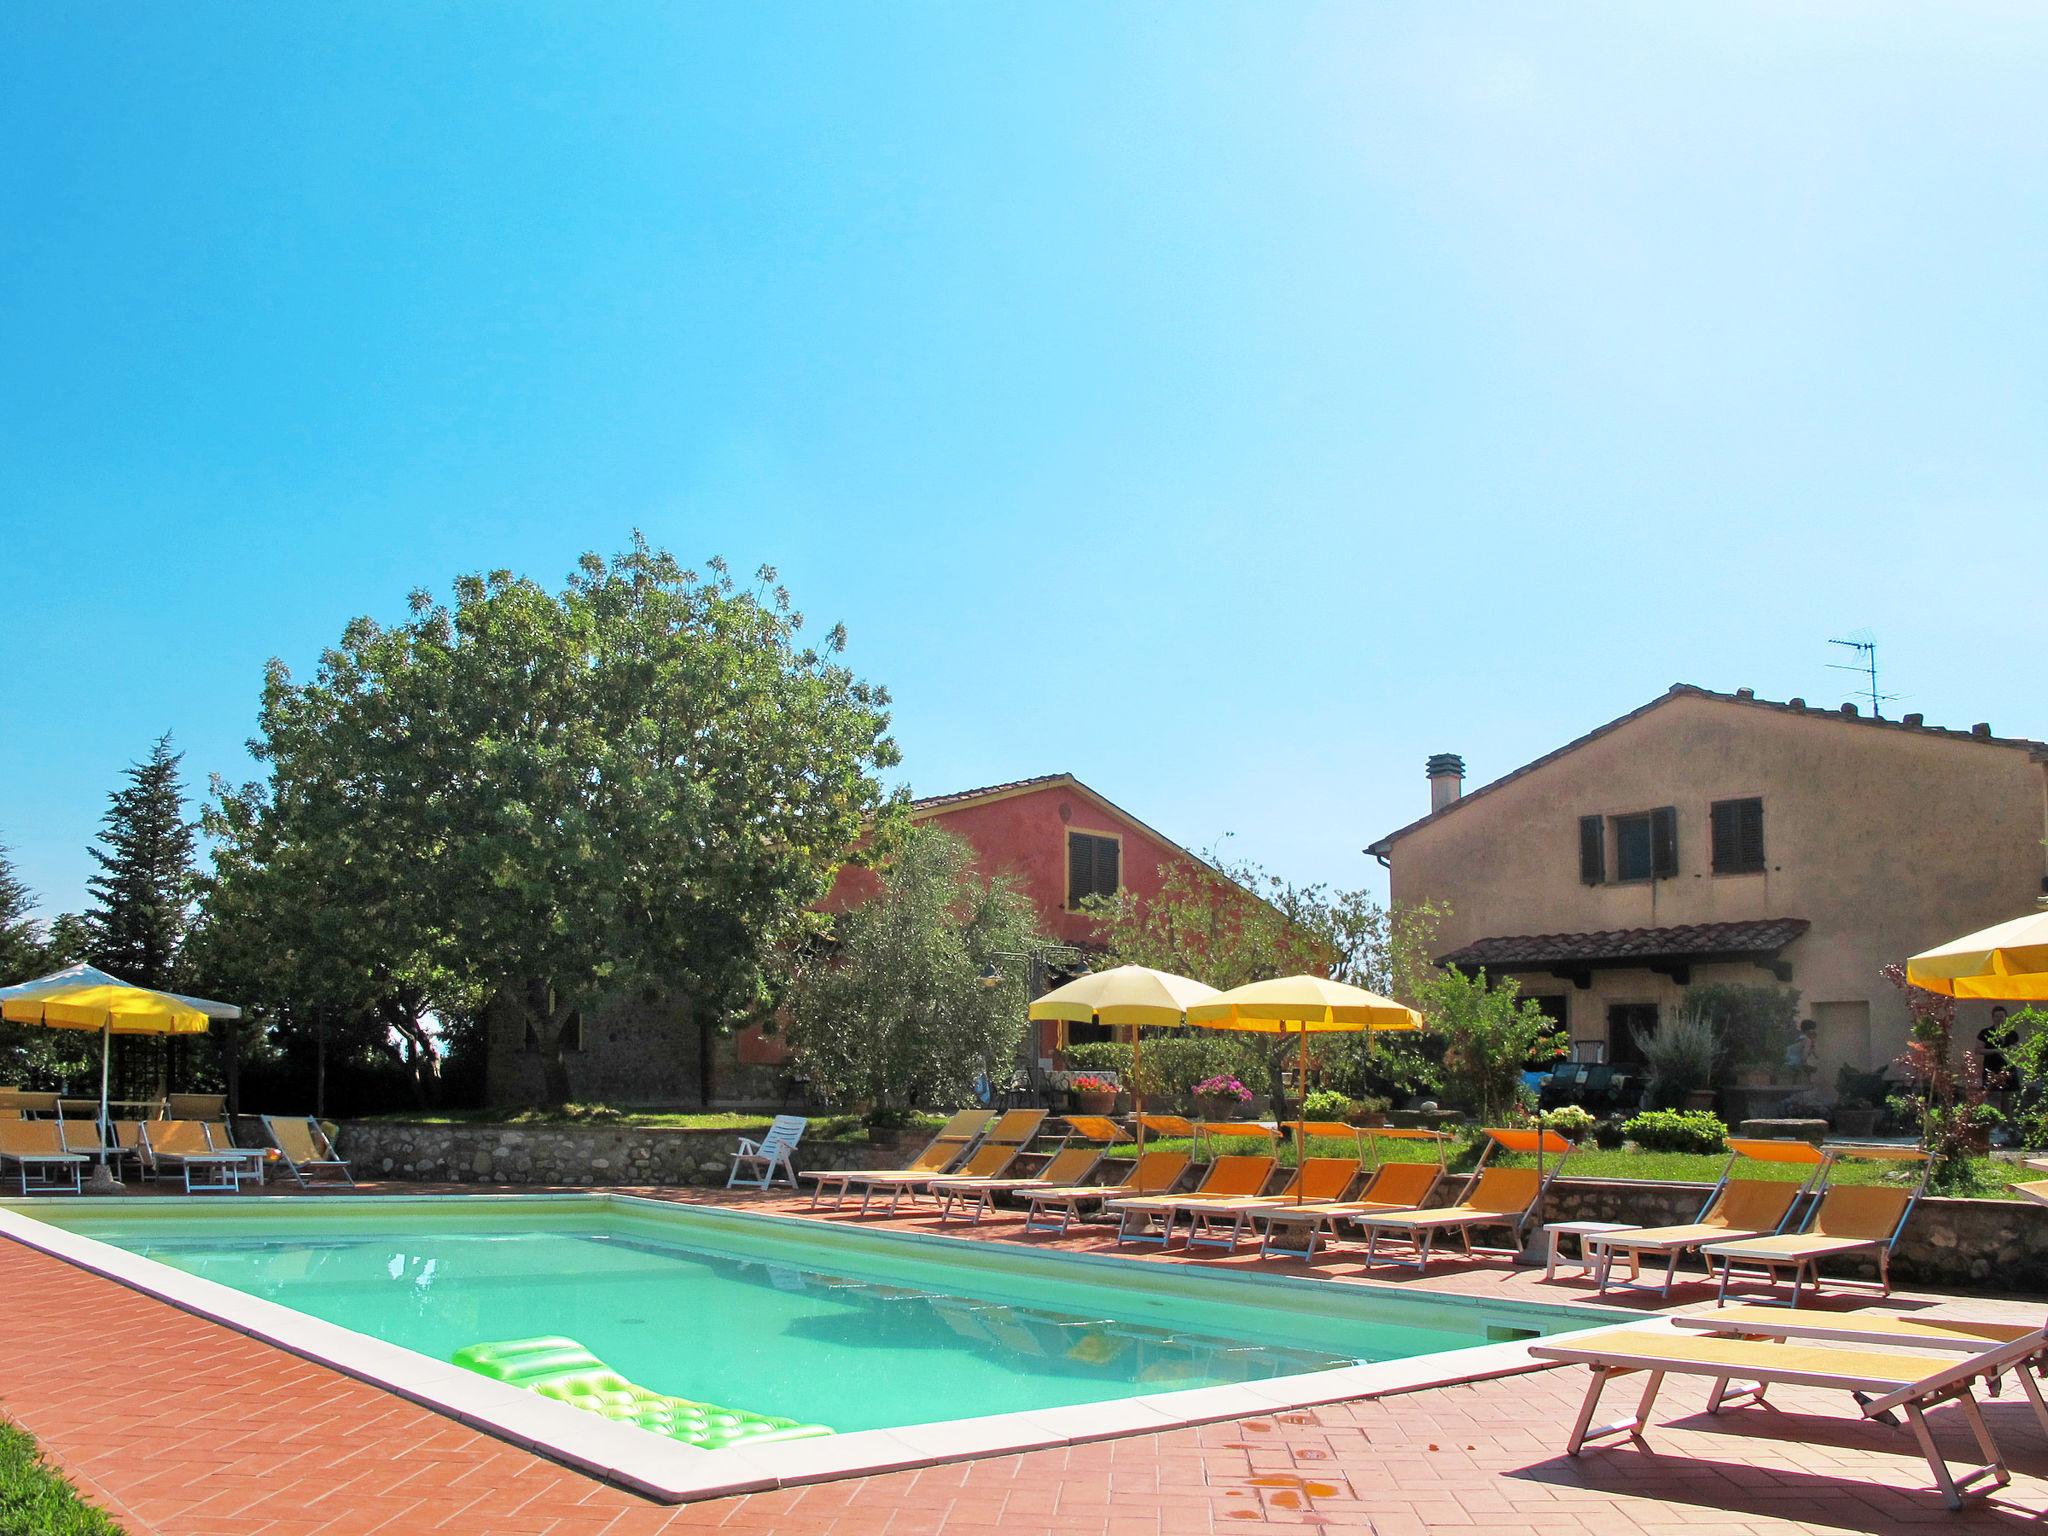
[[1531, 1321, 2045, 1509], [1704, 1146, 1933, 1305], [725, 1114, 806, 1190], [1106, 1154, 1278, 1247], [141, 1119, 265, 1194], [0, 1119, 86, 1194], [1582, 1139, 1821, 1298], [1351, 1127, 1570, 1271], [803, 1111, 992, 1209], [842, 1109, 1047, 1215], [166, 1093, 227, 1121], [1253, 1137, 1450, 1261], [1174, 1157, 1361, 1252], [0, 1090, 59, 1117], [262, 1115, 357, 1187], [934, 1143, 1108, 1224], [1672, 1306, 2048, 1421], [1022, 1149, 1192, 1236]]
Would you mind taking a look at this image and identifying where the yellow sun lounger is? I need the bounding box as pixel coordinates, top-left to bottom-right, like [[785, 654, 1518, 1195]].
[[803, 1111, 992, 1210], [262, 1115, 357, 1187], [1176, 1157, 1361, 1252], [0, 1119, 86, 1194], [830, 1110, 1044, 1216], [1673, 1306, 2048, 1416], [1106, 1154, 1277, 1247], [1704, 1146, 1933, 1305], [1583, 1139, 1822, 1298], [1022, 1150, 1191, 1237], [1351, 1127, 1570, 1271], [933, 1143, 1108, 1224], [1531, 1322, 2045, 1510], [1252, 1146, 1449, 1262], [142, 1119, 267, 1194]]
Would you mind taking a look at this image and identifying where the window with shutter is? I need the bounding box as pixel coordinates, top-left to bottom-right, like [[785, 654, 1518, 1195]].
[[1651, 805, 1679, 879], [1578, 816, 1604, 884], [1613, 813, 1654, 882], [1711, 797, 1766, 874], [1067, 832, 1121, 909]]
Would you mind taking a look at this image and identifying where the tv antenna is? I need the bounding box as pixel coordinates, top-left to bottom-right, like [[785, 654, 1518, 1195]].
[[1828, 630, 1900, 718]]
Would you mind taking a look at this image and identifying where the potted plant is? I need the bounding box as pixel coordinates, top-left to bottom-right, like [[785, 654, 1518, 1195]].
[[1068, 1074, 1119, 1115], [1192, 1074, 1253, 1120], [1348, 1094, 1392, 1128]]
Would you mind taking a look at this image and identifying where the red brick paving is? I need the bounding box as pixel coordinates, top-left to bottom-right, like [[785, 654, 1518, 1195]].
[[4, 1184, 2048, 1535]]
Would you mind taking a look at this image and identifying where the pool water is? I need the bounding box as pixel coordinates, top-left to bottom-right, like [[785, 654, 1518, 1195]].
[[30, 1198, 1603, 1434]]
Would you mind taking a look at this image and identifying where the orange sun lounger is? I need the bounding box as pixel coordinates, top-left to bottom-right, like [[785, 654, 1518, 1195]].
[[1105, 1154, 1277, 1247], [1351, 1127, 1571, 1271], [803, 1111, 992, 1210], [1582, 1138, 1823, 1298], [1022, 1150, 1191, 1237], [1703, 1146, 1933, 1305], [1252, 1131, 1451, 1261]]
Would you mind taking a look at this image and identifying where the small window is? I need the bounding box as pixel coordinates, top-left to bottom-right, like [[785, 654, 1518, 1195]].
[[1611, 807, 1678, 882], [1067, 831, 1120, 909], [1578, 816, 1604, 885], [1711, 797, 1766, 874]]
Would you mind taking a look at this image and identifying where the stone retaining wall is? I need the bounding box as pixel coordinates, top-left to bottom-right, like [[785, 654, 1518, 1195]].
[[1546, 1177, 2048, 1291], [335, 1121, 924, 1188]]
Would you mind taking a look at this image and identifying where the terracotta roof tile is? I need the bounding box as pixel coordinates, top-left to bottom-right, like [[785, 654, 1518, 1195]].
[[1438, 917, 1811, 971], [908, 773, 1070, 810]]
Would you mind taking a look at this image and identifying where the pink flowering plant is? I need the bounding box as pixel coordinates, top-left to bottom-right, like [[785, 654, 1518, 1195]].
[[1192, 1074, 1253, 1104], [1067, 1074, 1119, 1096]]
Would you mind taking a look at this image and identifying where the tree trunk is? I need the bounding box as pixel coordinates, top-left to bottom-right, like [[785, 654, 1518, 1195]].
[[315, 1008, 328, 1120], [698, 1020, 715, 1108]]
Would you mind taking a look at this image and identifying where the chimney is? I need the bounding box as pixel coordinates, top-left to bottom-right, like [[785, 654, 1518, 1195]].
[[1426, 753, 1465, 814], [1902, 712, 1924, 727]]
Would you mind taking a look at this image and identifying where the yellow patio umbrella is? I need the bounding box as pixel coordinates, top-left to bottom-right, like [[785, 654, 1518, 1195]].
[[1905, 912, 2048, 1001], [1184, 975, 1422, 1202], [0, 964, 239, 1186], [1028, 966, 1220, 1158]]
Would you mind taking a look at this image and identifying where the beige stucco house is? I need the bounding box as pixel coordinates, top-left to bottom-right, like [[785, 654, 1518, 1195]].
[[1367, 685, 2048, 1080]]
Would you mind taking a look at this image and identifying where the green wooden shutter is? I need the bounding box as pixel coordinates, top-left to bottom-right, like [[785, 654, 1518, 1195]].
[[1067, 833, 1091, 908], [1578, 816, 1604, 885], [1711, 800, 1737, 872], [1740, 799, 1765, 871], [1651, 805, 1679, 879]]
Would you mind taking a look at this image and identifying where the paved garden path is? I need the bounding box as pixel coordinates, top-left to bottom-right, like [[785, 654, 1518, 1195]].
[[4, 1185, 2047, 1535]]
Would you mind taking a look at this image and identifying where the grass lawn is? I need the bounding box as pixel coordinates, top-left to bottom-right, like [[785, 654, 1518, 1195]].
[[0, 1422, 122, 1536]]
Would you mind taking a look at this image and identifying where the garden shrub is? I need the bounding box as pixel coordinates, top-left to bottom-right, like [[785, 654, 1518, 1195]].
[[1621, 1108, 1728, 1154], [1591, 1116, 1628, 1150], [1538, 1104, 1596, 1141], [1299, 1088, 1355, 1120]]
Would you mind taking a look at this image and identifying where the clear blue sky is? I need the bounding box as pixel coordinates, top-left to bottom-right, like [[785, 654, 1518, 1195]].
[[3, 4, 2043, 923]]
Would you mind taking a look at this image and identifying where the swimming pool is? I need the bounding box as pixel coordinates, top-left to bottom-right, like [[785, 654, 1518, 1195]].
[[0, 1195, 1616, 1500]]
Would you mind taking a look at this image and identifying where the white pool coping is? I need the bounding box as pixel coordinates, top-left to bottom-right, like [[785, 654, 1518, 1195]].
[[0, 1193, 1626, 1504]]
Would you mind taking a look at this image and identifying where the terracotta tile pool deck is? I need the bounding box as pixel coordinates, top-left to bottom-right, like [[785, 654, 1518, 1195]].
[[5, 1182, 2048, 1535]]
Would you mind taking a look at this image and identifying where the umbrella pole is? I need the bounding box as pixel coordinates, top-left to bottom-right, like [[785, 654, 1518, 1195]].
[[1132, 1024, 1144, 1164], [1295, 1025, 1306, 1204], [98, 1021, 112, 1168]]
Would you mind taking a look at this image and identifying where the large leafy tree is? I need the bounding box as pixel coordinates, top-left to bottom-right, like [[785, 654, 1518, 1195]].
[[85, 734, 198, 989], [209, 537, 900, 1104], [1085, 854, 1446, 1118], [782, 826, 1041, 1112]]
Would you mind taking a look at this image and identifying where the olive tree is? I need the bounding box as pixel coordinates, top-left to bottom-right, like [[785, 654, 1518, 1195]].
[[782, 826, 1041, 1113]]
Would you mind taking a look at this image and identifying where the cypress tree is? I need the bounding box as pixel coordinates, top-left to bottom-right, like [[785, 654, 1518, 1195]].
[[0, 842, 43, 981], [84, 734, 197, 990]]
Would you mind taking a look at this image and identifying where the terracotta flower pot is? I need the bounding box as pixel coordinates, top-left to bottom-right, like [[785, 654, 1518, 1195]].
[[1196, 1095, 1242, 1121], [1075, 1091, 1117, 1115]]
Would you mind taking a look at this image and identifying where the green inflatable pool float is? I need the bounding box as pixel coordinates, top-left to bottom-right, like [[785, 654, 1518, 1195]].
[[452, 1337, 833, 1450]]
